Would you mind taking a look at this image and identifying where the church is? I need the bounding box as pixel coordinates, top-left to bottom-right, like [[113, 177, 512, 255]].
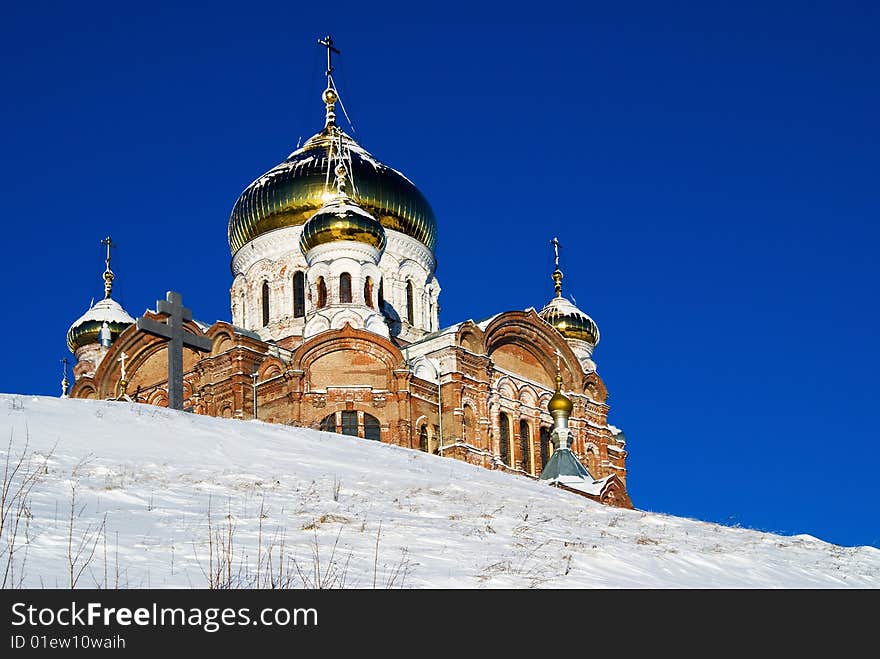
[[63, 39, 632, 508]]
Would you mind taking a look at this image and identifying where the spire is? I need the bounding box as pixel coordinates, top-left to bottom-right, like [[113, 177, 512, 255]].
[[60, 357, 70, 398], [101, 236, 115, 299], [540, 351, 595, 485], [551, 236, 563, 298], [318, 35, 340, 128], [547, 351, 573, 430]]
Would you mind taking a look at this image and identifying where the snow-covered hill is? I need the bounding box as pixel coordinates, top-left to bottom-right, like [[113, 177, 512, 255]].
[[0, 394, 876, 588]]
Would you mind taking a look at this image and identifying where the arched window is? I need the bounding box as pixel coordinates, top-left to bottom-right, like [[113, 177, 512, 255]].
[[341, 410, 358, 436], [239, 291, 246, 327], [364, 414, 381, 441], [319, 410, 381, 441], [364, 277, 374, 308], [540, 426, 551, 469], [463, 404, 476, 444], [419, 424, 428, 452], [519, 420, 531, 474], [293, 271, 305, 318], [499, 412, 511, 467], [261, 281, 270, 327], [320, 413, 336, 432], [378, 279, 384, 307], [340, 272, 352, 303], [405, 280, 414, 324], [586, 448, 599, 476], [317, 277, 327, 308]]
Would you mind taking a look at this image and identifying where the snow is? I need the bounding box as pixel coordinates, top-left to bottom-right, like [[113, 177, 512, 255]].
[[545, 474, 613, 497], [1, 394, 877, 589], [68, 298, 134, 331]]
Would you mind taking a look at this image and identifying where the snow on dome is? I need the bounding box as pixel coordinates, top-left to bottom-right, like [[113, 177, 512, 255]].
[[66, 297, 135, 352], [298, 193, 387, 254], [229, 128, 436, 256], [538, 295, 600, 346]]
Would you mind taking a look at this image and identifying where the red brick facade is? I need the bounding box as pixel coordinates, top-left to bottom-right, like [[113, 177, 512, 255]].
[[70, 309, 631, 508]]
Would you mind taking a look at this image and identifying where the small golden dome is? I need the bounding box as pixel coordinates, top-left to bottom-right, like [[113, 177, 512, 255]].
[[299, 195, 387, 253], [548, 375, 573, 414], [539, 296, 600, 345], [66, 298, 134, 353], [228, 129, 436, 256]]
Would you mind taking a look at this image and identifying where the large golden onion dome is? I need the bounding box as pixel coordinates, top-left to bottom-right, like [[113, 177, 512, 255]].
[[228, 128, 436, 256], [299, 191, 386, 253], [67, 298, 134, 352]]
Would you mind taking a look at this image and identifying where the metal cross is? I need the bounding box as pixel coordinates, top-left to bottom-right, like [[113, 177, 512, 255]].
[[135, 291, 212, 410], [117, 351, 128, 381], [318, 35, 340, 78], [101, 236, 115, 269], [551, 237, 560, 269]]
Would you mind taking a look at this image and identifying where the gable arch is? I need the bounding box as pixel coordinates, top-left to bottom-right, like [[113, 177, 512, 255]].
[[257, 357, 286, 380], [583, 372, 608, 403], [483, 310, 582, 391], [293, 325, 405, 392]]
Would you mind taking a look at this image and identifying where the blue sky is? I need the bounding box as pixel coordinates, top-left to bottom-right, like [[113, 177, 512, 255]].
[[1, 1, 877, 548]]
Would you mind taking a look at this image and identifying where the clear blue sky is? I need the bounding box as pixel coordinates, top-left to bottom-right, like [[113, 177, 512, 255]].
[[1, 1, 877, 548]]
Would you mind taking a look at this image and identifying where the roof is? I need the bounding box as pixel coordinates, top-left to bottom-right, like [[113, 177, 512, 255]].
[[538, 447, 617, 496]]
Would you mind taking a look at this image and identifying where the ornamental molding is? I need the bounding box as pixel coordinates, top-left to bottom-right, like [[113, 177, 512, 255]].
[[232, 226, 306, 276], [382, 231, 435, 274]]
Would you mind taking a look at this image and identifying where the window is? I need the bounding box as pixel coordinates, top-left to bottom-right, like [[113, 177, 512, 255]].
[[293, 271, 305, 317], [261, 281, 270, 327], [319, 410, 381, 441], [540, 426, 551, 469], [340, 272, 352, 303], [364, 277, 374, 308], [364, 414, 381, 441], [378, 279, 384, 308], [341, 410, 358, 436], [519, 420, 531, 473], [239, 292, 246, 327], [419, 424, 428, 452], [405, 280, 414, 324], [320, 413, 336, 432], [317, 277, 327, 308], [463, 404, 476, 444], [499, 412, 511, 467], [587, 448, 598, 476]]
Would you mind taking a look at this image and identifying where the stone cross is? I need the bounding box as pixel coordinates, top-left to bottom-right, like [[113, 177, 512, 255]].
[[135, 291, 212, 410]]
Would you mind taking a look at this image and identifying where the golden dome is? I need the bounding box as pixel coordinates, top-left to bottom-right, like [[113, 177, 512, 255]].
[[539, 295, 600, 345], [299, 194, 386, 253], [66, 298, 134, 352], [548, 375, 573, 414], [228, 128, 436, 255]]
